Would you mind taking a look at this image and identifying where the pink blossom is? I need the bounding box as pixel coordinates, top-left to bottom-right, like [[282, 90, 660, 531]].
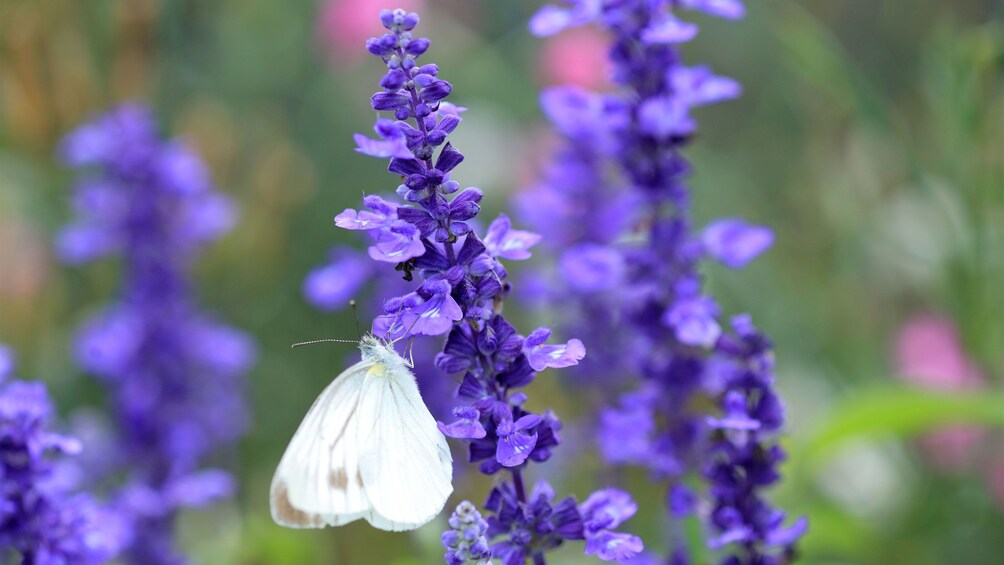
[[894, 314, 984, 389], [894, 314, 987, 470], [316, 0, 424, 66], [538, 27, 611, 89]]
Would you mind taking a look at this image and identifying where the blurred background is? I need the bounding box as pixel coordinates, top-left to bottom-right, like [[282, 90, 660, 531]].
[[0, 0, 1001, 563]]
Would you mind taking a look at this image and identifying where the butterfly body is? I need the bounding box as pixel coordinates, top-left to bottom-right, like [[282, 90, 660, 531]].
[[270, 336, 453, 531]]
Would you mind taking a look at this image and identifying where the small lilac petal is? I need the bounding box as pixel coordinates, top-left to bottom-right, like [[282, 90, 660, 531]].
[[584, 530, 645, 561], [484, 214, 542, 260], [638, 96, 695, 139], [671, 66, 742, 107], [437, 417, 487, 439], [496, 429, 538, 467], [353, 133, 415, 159], [663, 297, 721, 348], [56, 225, 118, 264], [640, 16, 698, 44], [366, 225, 425, 263], [525, 339, 586, 372], [513, 414, 542, 431], [580, 489, 638, 529], [766, 516, 809, 547], [680, 0, 746, 19], [334, 208, 388, 231], [702, 218, 773, 269], [164, 469, 235, 508], [157, 143, 211, 194], [302, 248, 371, 311], [529, 5, 574, 36]]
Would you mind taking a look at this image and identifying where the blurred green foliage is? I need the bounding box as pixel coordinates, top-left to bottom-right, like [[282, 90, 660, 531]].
[[0, 0, 1002, 563]]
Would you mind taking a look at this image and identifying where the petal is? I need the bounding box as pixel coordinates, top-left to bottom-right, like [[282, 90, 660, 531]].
[[496, 430, 538, 467], [353, 133, 415, 159], [526, 339, 586, 371], [437, 418, 487, 439], [702, 218, 773, 269]]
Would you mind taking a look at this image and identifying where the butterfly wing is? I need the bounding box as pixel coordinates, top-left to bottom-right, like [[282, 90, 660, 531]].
[[270, 359, 372, 528], [357, 361, 454, 531]]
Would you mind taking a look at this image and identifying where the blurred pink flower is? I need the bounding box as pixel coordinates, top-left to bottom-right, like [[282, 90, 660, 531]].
[[894, 314, 987, 471], [986, 457, 1004, 511], [316, 0, 425, 66], [538, 27, 611, 89]]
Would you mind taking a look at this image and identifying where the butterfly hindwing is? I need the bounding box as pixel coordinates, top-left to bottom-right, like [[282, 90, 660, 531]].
[[357, 360, 454, 531]]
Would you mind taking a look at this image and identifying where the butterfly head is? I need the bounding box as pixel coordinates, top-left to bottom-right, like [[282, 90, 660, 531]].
[[359, 334, 406, 367]]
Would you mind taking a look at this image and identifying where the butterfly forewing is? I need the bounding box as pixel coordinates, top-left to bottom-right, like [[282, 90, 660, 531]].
[[357, 361, 454, 530], [270, 360, 372, 528]]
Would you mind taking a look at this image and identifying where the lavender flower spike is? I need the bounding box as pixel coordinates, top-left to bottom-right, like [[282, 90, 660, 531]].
[[526, 1, 805, 563], [59, 105, 256, 564], [334, 9, 644, 563], [0, 346, 130, 564]]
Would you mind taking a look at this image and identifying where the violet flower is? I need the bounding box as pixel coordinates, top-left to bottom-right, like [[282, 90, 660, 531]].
[[0, 346, 130, 564], [528, 1, 805, 563], [58, 106, 256, 564], [330, 9, 642, 563]]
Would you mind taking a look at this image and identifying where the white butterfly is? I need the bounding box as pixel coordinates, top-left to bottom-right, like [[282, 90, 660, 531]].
[[270, 335, 453, 531]]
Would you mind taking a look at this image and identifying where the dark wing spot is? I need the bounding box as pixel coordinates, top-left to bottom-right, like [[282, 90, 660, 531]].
[[272, 481, 324, 528], [329, 468, 349, 490]]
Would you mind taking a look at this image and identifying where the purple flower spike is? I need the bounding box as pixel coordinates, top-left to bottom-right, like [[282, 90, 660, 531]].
[[331, 11, 618, 564], [702, 218, 773, 269], [58, 105, 256, 562], [1, 356, 130, 563], [522, 0, 804, 561]]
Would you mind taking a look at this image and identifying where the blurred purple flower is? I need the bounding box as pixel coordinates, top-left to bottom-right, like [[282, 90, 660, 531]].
[[0, 355, 130, 564], [303, 247, 372, 310], [525, 0, 804, 562], [59, 105, 256, 564], [702, 219, 773, 269]]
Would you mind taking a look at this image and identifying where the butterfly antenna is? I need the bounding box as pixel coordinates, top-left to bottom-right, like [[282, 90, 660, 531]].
[[291, 338, 359, 349], [349, 299, 363, 339]]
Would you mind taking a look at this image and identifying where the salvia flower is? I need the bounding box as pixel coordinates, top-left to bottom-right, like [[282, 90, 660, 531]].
[[58, 105, 256, 564], [330, 9, 643, 564], [528, 1, 805, 563], [0, 348, 129, 564], [442, 501, 491, 565]]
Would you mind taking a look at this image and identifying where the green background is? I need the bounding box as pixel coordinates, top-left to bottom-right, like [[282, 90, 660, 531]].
[[0, 0, 1001, 563]]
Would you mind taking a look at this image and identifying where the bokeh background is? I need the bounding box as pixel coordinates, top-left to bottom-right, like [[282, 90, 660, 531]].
[[1, 0, 1002, 563]]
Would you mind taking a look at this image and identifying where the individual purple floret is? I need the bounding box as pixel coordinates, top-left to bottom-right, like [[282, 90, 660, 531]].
[[58, 105, 256, 564], [0, 348, 130, 564], [528, 1, 804, 563], [329, 9, 642, 564]]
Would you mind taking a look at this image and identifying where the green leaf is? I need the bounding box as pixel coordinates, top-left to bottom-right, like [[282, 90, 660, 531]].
[[799, 385, 1004, 464]]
